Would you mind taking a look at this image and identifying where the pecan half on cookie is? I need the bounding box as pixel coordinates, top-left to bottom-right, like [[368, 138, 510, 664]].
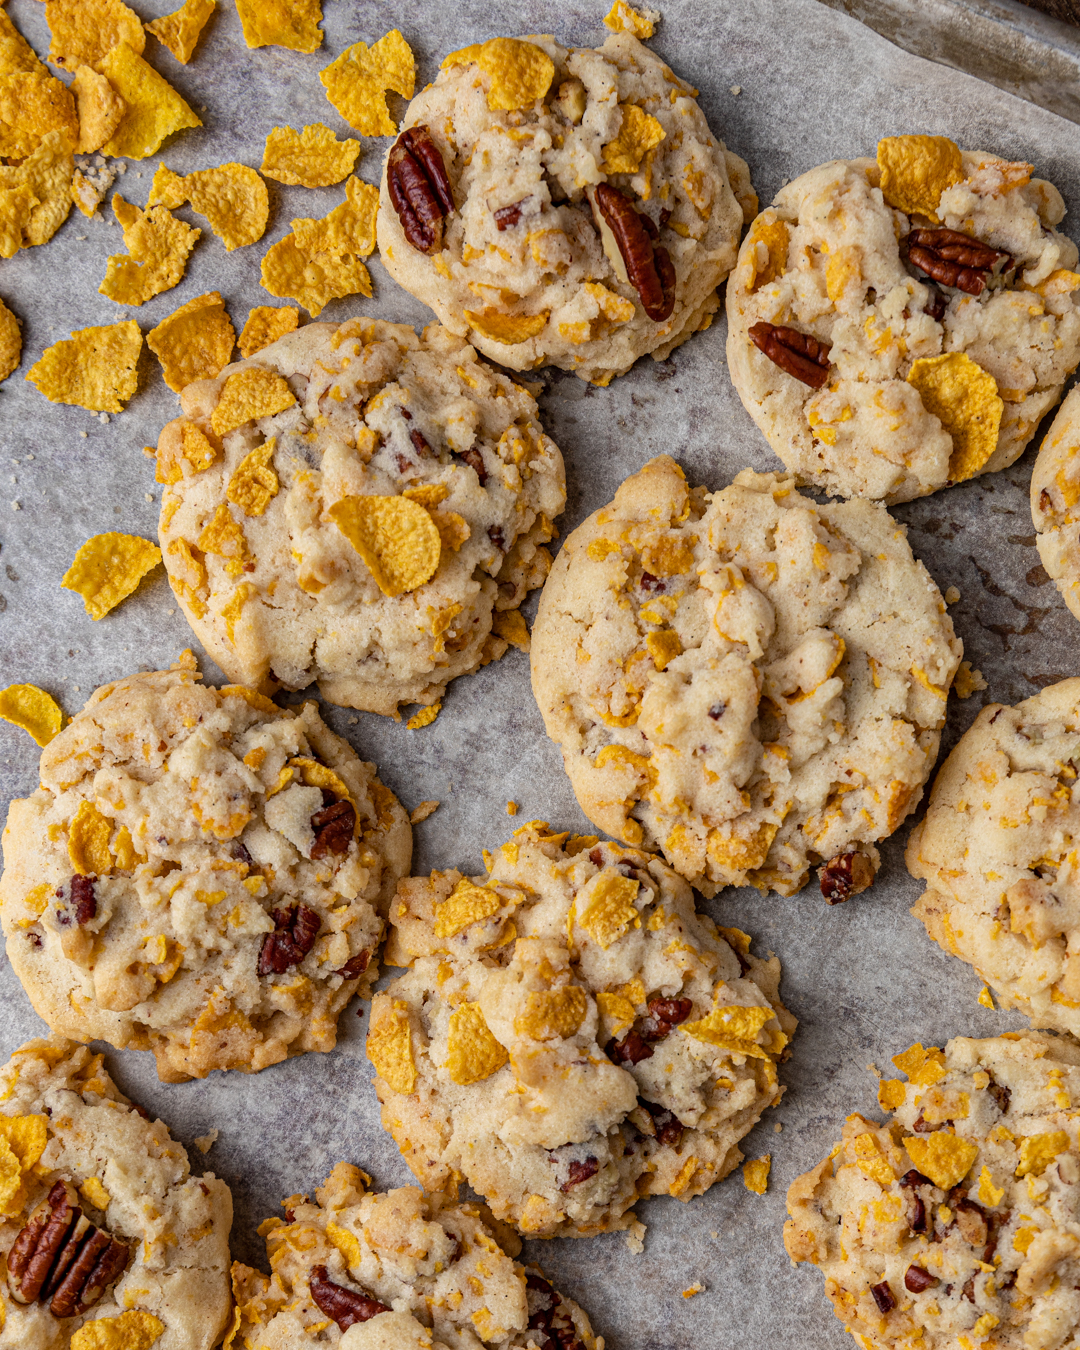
[[748, 321, 831, 388], [387, 125, 455, 254], [9, 1181, 129, 1317], [906, 227, 1012, 296], [593, 183, 675, 322]]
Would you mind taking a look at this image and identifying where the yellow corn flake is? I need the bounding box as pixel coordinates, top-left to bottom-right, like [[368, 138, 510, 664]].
[[447, 1002, 509, 1085], [211, 366, 297, 437], [68, 799, 114, 875], [491, 609, 530, 652], [514, 986, 588, 1041], [443, 38, 554, 112], [236, 0, 323, 54], [406, 702, 441, 730], [147, 292, 235, 393], [221, 583, 254, 643], [71, 65, 126, 156], [329, 495, 442, 598], [0, 684, 63, 746], [682, 1003, 774, 1056], [320, 30, 415, 135], [157, 420, 218, 485], [852, 1133, 895, 1187], [434, 878, 501, 938], [747, 217, 789, 292], [366, 997, 416, 1095], [146, 0, 216, 64], [877, 134, 964, 219], [596, 990, 637, 1035], [198, 504, 248, 573], [464, 310, 548, 346], [0, 299, 19, 384], [972, 1315, 999, 1340], [903, 1130, 979, 1190], [239, 306, 300, 359], [645, 629, 681, 671], [603, 104, 665, 176], [604, 0, 659, 38], [150, 163, 269, 252], [0, 130, 74, 251], [0, 1114, 48, 1215], [1016, 1130, 1070, 1178], [324, 1219, 360, 1273], [28, 320, 142, 412], [62, 533, 163, 620], [45, 0, 145, 70], [907, 352, 1003, 482], [0, 9, 47, 79], [0, 184, 33, 259], [260, 179, 378, 317], [100, 195, 200, 307], [892, 1043, 947, 1087], [99, 42, 202, 160], [227, 440, 279, 517], [261, 123, 360, 188], [978, 984, 995, 1009], [79, 1176, 111, 1211], [743, 1155, 770, 1195], [977, 1165, 1005, 1207], [70, 1310, 166, 1350], [585, 281, 636, 324], [707, 821, 777, 874], [292, 176, 379, 257], [877, 1079, 907, 1111], [0, 71, 78, 160], [578, 872, 640, 949]]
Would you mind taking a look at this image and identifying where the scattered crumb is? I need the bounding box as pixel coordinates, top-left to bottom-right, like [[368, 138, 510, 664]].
[[194, 1130, 218, 1154], [710, 1229, 718, 1240], [978, 984, 995, 1009], [954, 660, 988, 700], [167, 608, 176, 616], [348, 716, 358, 725], [682, 1283, 705, 1299], [79, 431, 88, 439], [944, 585, 961, 604], [624, 1218, 646, 1253], [409, 800, 440, 824], [743, 1155, 771, 1195], [774, 1121, 783, 1133], [506, 800, 518, 816], [144, 493, 154, 502], [10, 501, 19, 510], [729, 84, 741, 95], [866, 1062, 879, 1077]]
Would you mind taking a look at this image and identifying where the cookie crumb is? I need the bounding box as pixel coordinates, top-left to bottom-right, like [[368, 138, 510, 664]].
[[406, 702, 441, 730], [774, 1121, 783, 1133], [624, 1218, 646, 1253], [944, 585, 961, 604], [743, 1155, 770, 1194], [10, 501, 19, 510], [978, 984, 995, 1009], [954, 660, 988, 700], [410, 800, 440, 824], [506, 800, 518, 816], [682, 1283, 705, 1298], [194, 1130, 218, 1153], [729, 84, 741, 95]]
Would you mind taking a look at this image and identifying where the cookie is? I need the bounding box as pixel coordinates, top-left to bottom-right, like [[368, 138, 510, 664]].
[[376, 32, 753, 386], [1031, 386, 1080, 623], [0, 656, 411, 1082], [0, 1035, 232, 1349], [366, 821, 794, 1239], [907, 679, 1080, 1035], [229, 1161, 601, 1348], [726, 136, 1080, 502], [785, 1030, 1080, 1350], [157, 319, 565, 717], [531, 455, 962, 899]]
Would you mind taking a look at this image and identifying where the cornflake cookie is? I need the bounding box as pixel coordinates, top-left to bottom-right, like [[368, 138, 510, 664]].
[[377, 31, 752, 386], [230, 1162, 602, 1348], [368, 822, 794, 1239], [907, 679, 1080, 1036], [157, 319, 565, 717], [727, 136, 1080, 502], [0, 1035, 232, 1348], [531, 455, 962, 899], [1032, 386, 1080, 623], [0, 657, 411, 1082], [785, 1031, 1080, 1350]]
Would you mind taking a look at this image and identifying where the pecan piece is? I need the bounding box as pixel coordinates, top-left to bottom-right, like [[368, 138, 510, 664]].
[[387, 125, 455, 255], [310, 799, 356, 859], [819, 851, 875, 905], [641, 1099, 684, 1148], [748, 321, 831, 388], [905, 1264, 938, 1293], [987, 1078, 1011, 1115], [526, 1271, 586, 1350], [9, 1180, 129, 1317], [870, 1281, 895, 1314], [309, 1265, 389, 1329], [906, 228, 1012, 297], [953, 1197, 989, 1248], [336, 950, 371, 980], [640, 997, 693, 1041], [560, 1157, 599, 1191], [257, 904, 321, 976], [593, 183, 675, 322], [494, 201, 525, 230], [59, 875, 96, 925], [608, 1029, 653, 1066], [457, 447, 487, 486]]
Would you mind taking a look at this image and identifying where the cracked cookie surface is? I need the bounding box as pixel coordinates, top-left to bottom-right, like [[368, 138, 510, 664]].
[[0, 658, 411, 1082], [726, 143, 1080, 502], [785, 1031, 1080, 1350], [377, 32, 752, 386], [157, 319, 564, 717], [367, 822, 794, 1239], [531, 455, 961, 899], [1032, 386, 1080, 625]]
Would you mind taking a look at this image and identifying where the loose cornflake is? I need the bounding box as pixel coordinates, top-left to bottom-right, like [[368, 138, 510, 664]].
[[0, 299, 21, 382], [743, 1155, 771, 1195], [147, 291, 235, 392], [0, 9, 47, 80], [260, 177, 378, 316], [211, 366, 296, 437], [27, 320, 142, 412], [0, 684, 63, 746], [146, 0, 216, 64], [442, 38, 554, 112], [409, 800, 439, 823], [319, 30, 415, 136], [406, 702, 441, 729], [69, 1310, 165, 1350], [328, 494, 441, 597], [62, 532, 163, 620], [877, 134, 965, 220], [99, 194, 200, 306], [235, 0, 323, 53], [71, 64, 126, 154], [150, 162, 269, 251], [99, 41, 202, 160], [292, 174, 378, 254], [604, 0, 660, 37], [907, 351, 1003, 481], [0, 130, 73, 251], [0, 71, 78, 160], [45, 0, 145, 70], [261, 123, 360, 188], [603, 103, 664, 175], [238, 305, 299, 358]]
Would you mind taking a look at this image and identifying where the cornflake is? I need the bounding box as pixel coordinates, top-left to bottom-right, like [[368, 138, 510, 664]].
[[69, 1310, 166, 1350], [226, 439, 279, 516], [320, 30, 415, 136], [0, 9, 47, 79], [602, 103, 664, 175], [743, 1155, 770, 1195], [150, 162, 269, 251], [406, 702, 440, 730], [0, 299, 21, 382], [62, 532, 163, 620], [464, 310, 548, 346], [329, 494, 442, 598], [260, 177, 378, 316], [0, 684, 64, 746], [146, 0, 217, 65], [877, 134, 965, 220], [99, 42, 202, 160], [903, 1129, 979, 1191], [45, 0, 145, 70], [235, 0, 323, 54], [0, 130, 73, 251], [907, 351, 1003, 481], [238, 305, 299, 358], [604, 0, 660, 37], [442, 38, 554, 112], [446, 1002, 508, 1085], [27, 320, 142, 412], [0, 71, 78, 160], [99, 194, 201, 306], [147, 291, 236, 392], [211, 366, 296, 437], [71, 65, 126, 155], [261, 123, 360, 188]]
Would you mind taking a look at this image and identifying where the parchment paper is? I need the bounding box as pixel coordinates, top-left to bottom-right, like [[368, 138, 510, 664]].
[[0, 0, 1074, 1344]]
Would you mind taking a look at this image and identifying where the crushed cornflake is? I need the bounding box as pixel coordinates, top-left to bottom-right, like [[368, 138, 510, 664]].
[[904, 1129, 979, 1190], [320, 30, 415, 136], [226, 439, 279, 516], [69, 1310, 165, 1350], [329, 494, 442, 597], [877, 134, 964, 220], [0, 684, 64, 746], [0, 9, 47, 80], [0, 299, 21, 383], [604, 0, 660, 37], [99, 194, 200, 306], [742, 1155, 771, 1194], [149, 162, 269, 251], [211, 366, 296, 437], [0, 130, 74, 253], [261, 123, 361, 188], [954, 660, 988, 700], [238, 305, 299, 358], [27, 320, 142, 412], [235, 0, 323, 53], [147, 291, 235, 392], [62, 532, 163, 620], [99, 41, 202, 160], [681, 1283, 704, 1299], [0, 70, 78, 160], [260, 176, 378, 315], [45, 0, 145, 71], [506, 800, 518, 816], [409, 800, 439, 823], [442, 38, 554, 112], [907, 351, 1003, 481], [603, 103, 664, 175], [464, 310, 548, 346], [71, 65, 126, 155], [491, 608, 530, 651], [978, 984, 995, 1009], [406, 702, 441, 730], [146, 0, 217, 64]]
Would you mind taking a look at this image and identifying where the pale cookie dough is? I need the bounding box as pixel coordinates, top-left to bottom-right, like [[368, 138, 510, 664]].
[[157, 320, 565, 717], [230, 1161, 602, 1348], [1032, 385, 1080, 623], [367, 822, 795, 1239], [0, 657, 411, 1082], [727, 138, 1080, 502], [377, 31, 753, 386], [785, 1031, 1080, 1350], [531, 455, 962, 899], [908, 679, 1080, 1036], [0, 1036, 232, 1350]]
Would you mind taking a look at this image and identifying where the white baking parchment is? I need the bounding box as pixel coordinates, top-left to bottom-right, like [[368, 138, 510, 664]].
[[0, 0, 1075, 1344]]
